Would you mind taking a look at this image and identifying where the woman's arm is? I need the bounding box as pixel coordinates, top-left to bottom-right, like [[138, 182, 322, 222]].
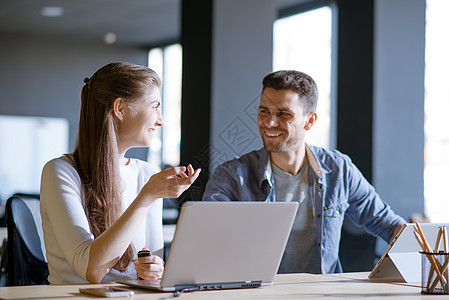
[[86, 165, 200, 283], [42, 157, 98, 283]]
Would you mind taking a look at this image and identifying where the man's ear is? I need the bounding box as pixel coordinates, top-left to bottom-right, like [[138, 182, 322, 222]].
[[113, 97, 125, 121], [305, 112, 317, 130]]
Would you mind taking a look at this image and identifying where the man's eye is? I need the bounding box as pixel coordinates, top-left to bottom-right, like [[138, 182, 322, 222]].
[[279, 112, 291, 117]]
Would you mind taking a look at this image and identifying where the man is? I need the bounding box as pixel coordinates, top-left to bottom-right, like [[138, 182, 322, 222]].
[[202, 70, 405, 274]]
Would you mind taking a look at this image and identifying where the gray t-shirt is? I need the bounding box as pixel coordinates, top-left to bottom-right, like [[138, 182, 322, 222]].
[[272, 159, 321, 273]]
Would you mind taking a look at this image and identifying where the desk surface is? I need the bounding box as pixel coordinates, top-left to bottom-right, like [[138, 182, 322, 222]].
[[0, 272, 443, 300]]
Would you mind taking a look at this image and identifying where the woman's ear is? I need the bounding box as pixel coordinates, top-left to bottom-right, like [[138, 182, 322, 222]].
[[113, 98, 125, 121], [305, 112, 317, 130]]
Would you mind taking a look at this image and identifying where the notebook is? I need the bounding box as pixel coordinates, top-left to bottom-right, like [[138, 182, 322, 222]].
[[118, 201, 298, 292], [369, 222, 449, 283]]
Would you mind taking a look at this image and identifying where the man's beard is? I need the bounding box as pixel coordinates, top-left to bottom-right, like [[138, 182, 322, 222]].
[[262, 136, 292, 153]]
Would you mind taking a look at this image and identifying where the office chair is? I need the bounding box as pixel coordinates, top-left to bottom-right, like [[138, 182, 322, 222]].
[[5, 193, 49, 286]]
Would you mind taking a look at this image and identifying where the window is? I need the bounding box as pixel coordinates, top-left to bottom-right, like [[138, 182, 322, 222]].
[[424, 0, 449, 222], [273, 5, 332, 148], [0, 115, 69, 203], [148, 44, 182, 169]]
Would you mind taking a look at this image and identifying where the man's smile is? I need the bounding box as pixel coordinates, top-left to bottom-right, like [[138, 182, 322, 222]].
[[262, 129, 283, 138]]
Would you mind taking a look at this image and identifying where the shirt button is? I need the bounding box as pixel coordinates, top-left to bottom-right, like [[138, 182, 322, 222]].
[[317, 214, 321, 218], [317, 243, 321, 247]]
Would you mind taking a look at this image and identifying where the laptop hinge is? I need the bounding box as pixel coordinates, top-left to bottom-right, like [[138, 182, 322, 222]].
[[176, 281, 263, 290], [241, 281, 262, 288]]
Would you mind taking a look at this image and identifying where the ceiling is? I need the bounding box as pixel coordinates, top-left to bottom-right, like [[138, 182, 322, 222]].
[[0, 0, 309, 48], [0, 0, 180, 48]]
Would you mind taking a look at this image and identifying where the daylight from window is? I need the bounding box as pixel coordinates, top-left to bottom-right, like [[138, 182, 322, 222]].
[[148, 48, 164, 168], [424, 0, 449, 222], [273, 6, 332, 149], [148, 44, 182, 169]]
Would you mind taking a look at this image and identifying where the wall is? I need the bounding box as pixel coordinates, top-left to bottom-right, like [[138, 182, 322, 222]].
[[373, 0, 426, 220], [210, 0, 276, 172], [0, 33, 149, 154]]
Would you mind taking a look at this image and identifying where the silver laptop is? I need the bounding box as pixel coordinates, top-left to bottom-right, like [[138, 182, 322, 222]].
[[369, 222, 449, 283], [119, 201, 298, 292]]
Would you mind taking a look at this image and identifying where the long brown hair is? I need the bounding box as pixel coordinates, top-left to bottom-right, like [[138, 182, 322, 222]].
[[73, 62, 161, 272]]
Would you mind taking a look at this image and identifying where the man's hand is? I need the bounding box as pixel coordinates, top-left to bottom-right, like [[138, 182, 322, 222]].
[[389, 224, 405, 244]]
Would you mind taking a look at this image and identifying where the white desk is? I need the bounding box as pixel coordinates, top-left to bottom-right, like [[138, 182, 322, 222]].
[[0, 272, 443, 300]]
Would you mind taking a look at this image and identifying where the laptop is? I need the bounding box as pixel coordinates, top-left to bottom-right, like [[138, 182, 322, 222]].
[[119, 201, 298, 292], [369, 222, 449, 283]]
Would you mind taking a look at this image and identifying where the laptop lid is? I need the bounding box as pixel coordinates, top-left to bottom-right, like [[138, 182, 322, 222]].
[[369, 222, 449, 283], [119, 201, 298, 291], [161, 201, 298, 288]]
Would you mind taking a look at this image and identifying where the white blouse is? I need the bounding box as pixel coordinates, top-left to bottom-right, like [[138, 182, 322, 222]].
[[40, 155, 163, 284]]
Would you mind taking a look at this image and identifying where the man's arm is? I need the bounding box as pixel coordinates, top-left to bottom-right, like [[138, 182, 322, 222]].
[[202, 165, 237, 201], [389, 224, 405, 244], [343, 156, 406, 242]]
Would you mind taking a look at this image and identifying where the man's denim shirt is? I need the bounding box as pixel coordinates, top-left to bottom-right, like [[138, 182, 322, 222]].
[[202, 145, 406, 274]]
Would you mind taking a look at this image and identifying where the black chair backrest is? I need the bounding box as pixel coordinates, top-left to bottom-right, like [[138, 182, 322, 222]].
[[5, 194, 49, 286]]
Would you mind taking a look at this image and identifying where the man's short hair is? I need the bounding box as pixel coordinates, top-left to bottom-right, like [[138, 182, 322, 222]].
[[262, 70, 318, 113]]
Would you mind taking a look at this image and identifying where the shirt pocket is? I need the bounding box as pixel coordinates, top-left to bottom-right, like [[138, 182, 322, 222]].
[[322, 202, 349, 250]]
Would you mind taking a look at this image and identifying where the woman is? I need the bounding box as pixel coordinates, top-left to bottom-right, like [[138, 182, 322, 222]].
[[40, 62, 200, 284]]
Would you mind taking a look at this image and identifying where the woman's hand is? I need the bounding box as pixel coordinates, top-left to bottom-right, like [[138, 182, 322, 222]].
[[141, 164, 201, 202], [134, 248, 164, 280]]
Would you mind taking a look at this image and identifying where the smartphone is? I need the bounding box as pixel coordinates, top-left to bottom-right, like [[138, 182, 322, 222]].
[[79, 287, 135, 298]]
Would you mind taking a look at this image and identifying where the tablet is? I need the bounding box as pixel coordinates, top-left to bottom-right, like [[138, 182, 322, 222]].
[[369, 222, 449, 283]]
